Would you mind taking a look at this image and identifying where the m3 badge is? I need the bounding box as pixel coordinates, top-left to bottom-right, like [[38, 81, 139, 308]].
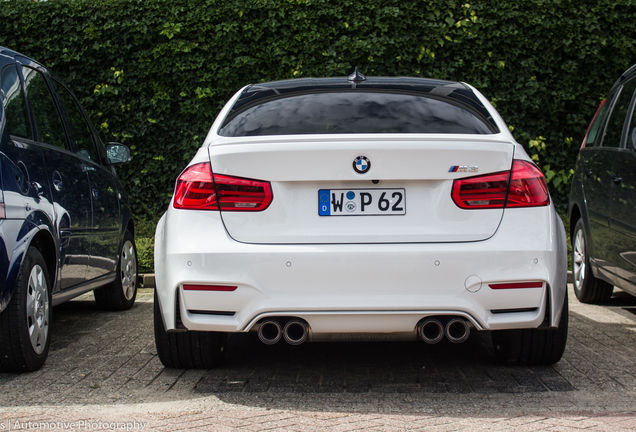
[[449, 165, 479, 173]]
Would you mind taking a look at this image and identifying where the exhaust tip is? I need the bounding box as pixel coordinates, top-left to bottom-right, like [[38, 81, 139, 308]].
[[418, 318, 445, 344], [258, 319, 282, 345], [445, 318, 470, 343], [283, 319, 308, 345]]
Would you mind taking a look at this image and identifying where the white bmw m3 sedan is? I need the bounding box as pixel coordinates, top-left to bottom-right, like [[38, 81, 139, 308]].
[[154, 71, 569, 368]]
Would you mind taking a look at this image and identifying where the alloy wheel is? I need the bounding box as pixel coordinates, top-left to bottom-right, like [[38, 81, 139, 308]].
[[120, 240, 137, 301], [573, 229, 586, 291], [26, 264, 49, 355]]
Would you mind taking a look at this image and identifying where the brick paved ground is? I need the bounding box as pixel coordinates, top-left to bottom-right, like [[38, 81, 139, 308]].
[[1, 285, 636, 430]]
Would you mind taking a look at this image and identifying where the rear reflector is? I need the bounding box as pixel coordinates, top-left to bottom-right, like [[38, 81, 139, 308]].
[[183, 284, 238, 291], [173, 162, 272, 211], [489, 282, 543, 289], [452, 160, 549, 209]]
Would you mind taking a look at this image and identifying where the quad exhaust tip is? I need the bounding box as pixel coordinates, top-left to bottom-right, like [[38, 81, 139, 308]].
[[418, 318, 445, 344], [257, 319, 282, 345], [418, 317, 470, 344], [283, 319, 309, 345], [445, 318, 470, 343], [258, 318, 309, 345], [258, 316, 469, 345]]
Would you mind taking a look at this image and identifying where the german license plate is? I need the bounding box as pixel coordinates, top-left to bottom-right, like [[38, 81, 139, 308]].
[[318, 189, 406, 216]]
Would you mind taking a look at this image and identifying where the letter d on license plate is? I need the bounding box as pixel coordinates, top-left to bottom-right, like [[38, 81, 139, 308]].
[[318, 189, 406, 216]]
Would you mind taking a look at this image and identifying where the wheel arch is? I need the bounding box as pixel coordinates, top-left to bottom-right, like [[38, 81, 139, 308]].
[[125, 217, 134, 238], [28, 229, 57, 291], [0, 224, 57, 312], [569, 204, 581, 240], [569, 203, 600, 265]]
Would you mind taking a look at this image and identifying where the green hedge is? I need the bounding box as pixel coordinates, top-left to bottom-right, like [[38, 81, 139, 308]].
[[1, 0, 635, 219]]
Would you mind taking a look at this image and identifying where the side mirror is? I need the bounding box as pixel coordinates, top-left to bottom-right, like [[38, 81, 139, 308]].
[[106, 143, 131, 165]]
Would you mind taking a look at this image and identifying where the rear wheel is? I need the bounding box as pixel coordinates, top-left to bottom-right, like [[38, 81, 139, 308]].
[[572, 219, 613, 303], [94, 230, 137, 310], [0, 247, 51, 372], [154, 290, 226, 369], [492, 294, 568, 365]]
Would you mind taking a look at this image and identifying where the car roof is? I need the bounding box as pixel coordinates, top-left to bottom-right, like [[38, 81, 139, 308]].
[[0, 46, 19, 57], [611, 63, 636, 91], [0, 46, 18, 68], [0, 46, 35, 62], [0, 46, 46, 71]]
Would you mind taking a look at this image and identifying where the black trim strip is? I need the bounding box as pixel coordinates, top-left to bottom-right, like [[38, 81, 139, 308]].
[[188, 310, 236, 316], [491, 307, 538, 315]]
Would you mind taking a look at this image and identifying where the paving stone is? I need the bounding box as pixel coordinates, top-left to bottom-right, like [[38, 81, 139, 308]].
[[3, 286, 636, 430]]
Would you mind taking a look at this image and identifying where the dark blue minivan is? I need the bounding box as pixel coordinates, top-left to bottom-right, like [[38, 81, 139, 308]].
[[0, 47, 137, 372]]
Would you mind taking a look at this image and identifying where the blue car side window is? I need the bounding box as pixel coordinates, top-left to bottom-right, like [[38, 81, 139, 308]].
[[0, 65, 32, 139], [52, 80, 98, 161], [22, 66, 67, 149]]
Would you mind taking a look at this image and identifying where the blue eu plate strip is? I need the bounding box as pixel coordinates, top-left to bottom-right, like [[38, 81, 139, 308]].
[[318, 190, 331, 215]]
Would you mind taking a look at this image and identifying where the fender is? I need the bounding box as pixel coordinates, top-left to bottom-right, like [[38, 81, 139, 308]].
[[0, 219, 38, 311], [0, 208, 57, 312]]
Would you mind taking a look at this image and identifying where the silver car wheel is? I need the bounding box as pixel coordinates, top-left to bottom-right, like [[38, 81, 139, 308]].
[[120, 240, 137, 301], [26, 264, 49, 355], [573, 228, 585, 290]]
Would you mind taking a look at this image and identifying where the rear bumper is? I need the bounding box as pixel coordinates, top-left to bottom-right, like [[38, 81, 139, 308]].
[[154, 205, 568, 334]]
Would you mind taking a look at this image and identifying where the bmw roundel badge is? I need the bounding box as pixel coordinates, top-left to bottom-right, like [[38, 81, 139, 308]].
[[353, 156, 371, 174]]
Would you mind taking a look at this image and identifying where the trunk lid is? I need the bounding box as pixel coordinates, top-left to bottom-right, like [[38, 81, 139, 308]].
[[208, 135, 514, 244]]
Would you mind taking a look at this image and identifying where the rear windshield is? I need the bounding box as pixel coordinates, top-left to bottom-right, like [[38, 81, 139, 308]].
[[219, 92, 496, 137]]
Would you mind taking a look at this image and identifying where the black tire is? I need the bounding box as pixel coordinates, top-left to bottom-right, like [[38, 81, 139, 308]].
[[94, 230, 137, 311], [571, 219, 614, 303], [0, 247, 52, 372], [153, 289, 226, 369], [492, 293, 568, 365]]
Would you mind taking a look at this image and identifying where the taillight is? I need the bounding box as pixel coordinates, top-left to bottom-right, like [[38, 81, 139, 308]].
[[452, 160, 549, 209], [173, 163, 217, 210], [506, 160, 550, 207], [173, 162, 272, 211], [451, 170, 509, 209], [213, 174, 273, 211]]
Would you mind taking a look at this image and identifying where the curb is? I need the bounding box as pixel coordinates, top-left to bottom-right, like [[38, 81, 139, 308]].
[[139, 273, 155, 288]]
